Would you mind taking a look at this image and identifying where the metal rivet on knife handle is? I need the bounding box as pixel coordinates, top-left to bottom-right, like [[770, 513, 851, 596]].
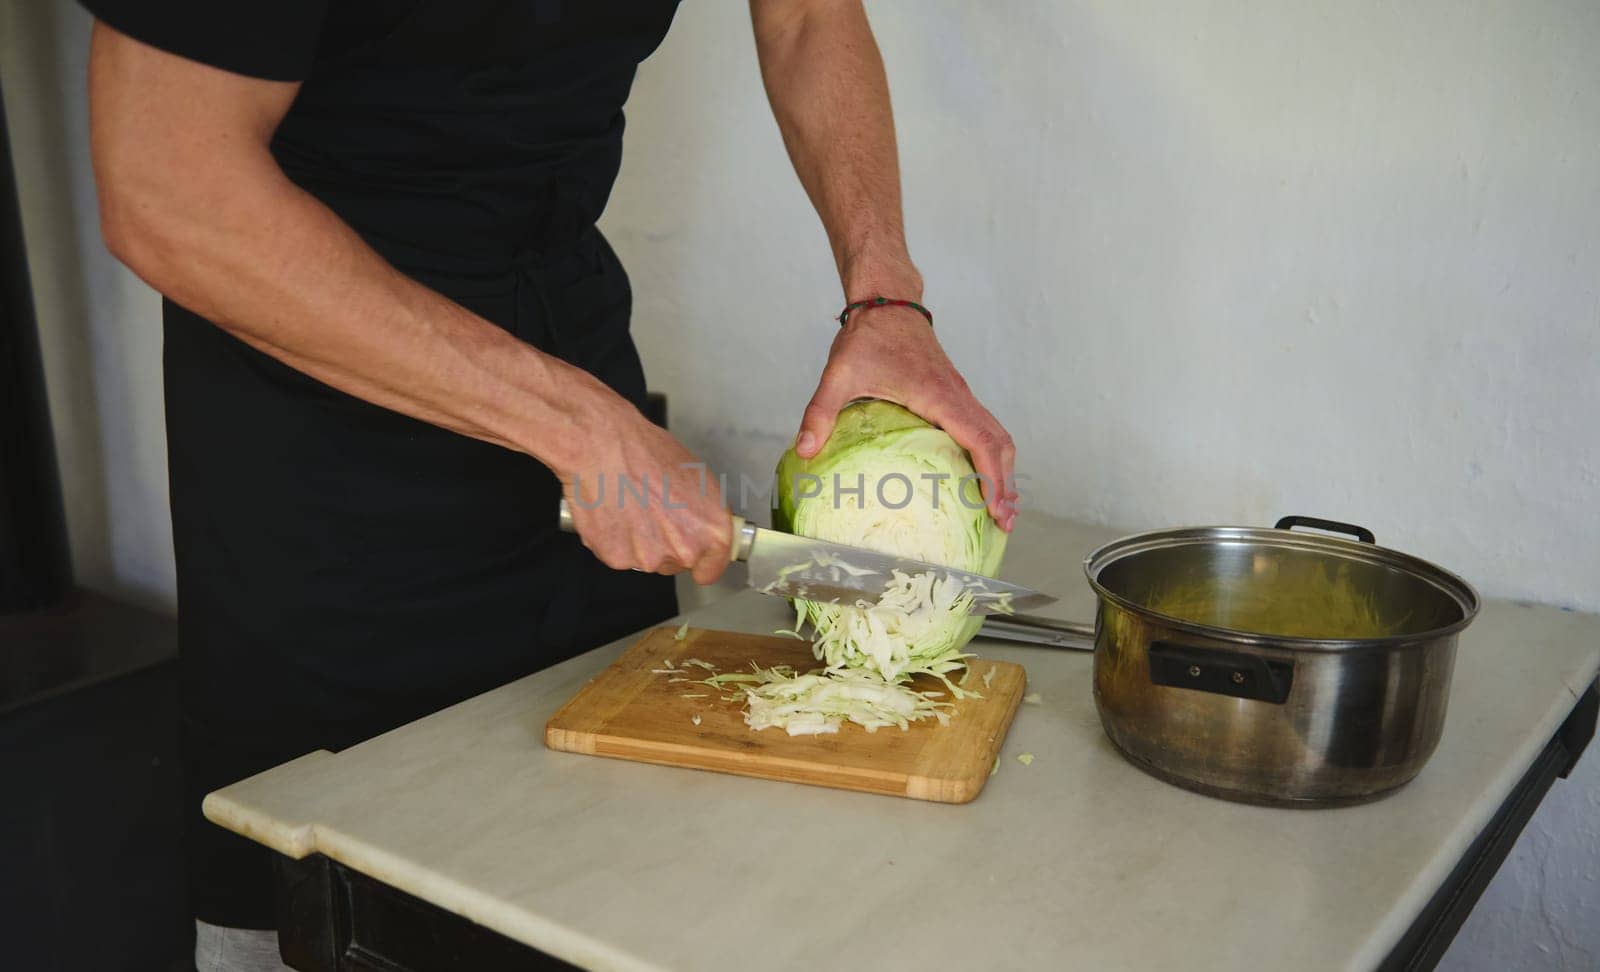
[[730, 516, 757, 562]]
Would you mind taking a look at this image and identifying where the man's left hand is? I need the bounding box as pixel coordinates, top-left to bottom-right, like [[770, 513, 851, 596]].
[[793, 306, 1018, 532]]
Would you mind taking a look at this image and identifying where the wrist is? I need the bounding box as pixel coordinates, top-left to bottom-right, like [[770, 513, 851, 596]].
[[517, 359, 639, 480], [838, 297, 933, 329], [840, 249, 922, 304]]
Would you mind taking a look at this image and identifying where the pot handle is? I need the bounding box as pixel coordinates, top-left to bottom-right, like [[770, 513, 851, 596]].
[[1148, 642, 1294, 704], [1273, 515, 1376, 545]]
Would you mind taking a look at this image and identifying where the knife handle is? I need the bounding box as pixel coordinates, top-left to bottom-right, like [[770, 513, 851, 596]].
[[557, 500, 755, 565]]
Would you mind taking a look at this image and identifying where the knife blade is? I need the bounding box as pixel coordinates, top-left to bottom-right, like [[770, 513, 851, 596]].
[[558, 500, 1055, 617]]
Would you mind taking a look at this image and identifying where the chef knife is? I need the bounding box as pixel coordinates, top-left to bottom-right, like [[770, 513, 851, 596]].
[[557, 500, 1054, 617]]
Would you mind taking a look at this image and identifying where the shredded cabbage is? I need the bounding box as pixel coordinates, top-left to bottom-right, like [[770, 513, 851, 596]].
[[664, 658, 960, 738], [721, 665, 953, 736]]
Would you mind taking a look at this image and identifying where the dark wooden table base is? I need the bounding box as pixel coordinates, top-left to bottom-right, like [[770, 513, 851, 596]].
[[1380, 677, 1597, 970], [275, 854, 578, 971]]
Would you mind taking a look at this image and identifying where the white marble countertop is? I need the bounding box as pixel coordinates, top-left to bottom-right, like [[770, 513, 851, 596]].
[[206, 515, 1600, 972]]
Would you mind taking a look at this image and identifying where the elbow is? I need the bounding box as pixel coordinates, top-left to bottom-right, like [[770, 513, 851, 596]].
[[94, 172, 187, 287], [94, 149, 271, 293], [90, 127, 200, 283], [97, 194, 142, 269]]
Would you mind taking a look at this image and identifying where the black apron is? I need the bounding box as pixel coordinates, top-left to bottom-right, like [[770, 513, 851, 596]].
[[170, 1, 682, 928]]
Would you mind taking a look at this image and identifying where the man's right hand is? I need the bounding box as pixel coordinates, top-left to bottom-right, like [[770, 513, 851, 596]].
[[558, 404, 733, 585]]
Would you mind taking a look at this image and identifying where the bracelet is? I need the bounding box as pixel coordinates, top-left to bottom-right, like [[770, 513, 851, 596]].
[[836, 296, 933, 327]]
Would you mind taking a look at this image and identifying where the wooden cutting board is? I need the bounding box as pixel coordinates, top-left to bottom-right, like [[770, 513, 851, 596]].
[[545, 626, 1026, 803]]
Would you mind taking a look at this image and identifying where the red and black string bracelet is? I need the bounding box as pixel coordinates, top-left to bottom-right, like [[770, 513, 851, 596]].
[[836, 296, 933, 327]]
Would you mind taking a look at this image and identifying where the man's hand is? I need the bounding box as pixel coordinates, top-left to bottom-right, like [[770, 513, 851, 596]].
[[794, 306, 1018, 531], [750, 2, 1018, 531], [559, 404, 734, 584]]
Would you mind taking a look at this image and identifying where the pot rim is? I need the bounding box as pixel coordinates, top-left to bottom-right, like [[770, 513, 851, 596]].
[[1080, 524, 1481, 653]]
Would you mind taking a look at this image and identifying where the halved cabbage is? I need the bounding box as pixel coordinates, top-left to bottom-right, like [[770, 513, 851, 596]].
[[773, 400, 1007, 684]]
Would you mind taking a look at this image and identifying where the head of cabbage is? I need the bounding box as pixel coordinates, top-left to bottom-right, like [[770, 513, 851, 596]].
[[773, 400, 1006, 684]]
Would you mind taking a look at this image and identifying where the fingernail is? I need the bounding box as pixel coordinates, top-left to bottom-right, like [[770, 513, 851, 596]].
[[797, 432, 816, 454]]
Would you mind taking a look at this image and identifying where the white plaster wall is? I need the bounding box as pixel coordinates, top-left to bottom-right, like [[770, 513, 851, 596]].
[[1, 0, 172, 612], [2, 0, 1595, 964], [609, 0, 1600, 611], [603, 2, 1599, 969]]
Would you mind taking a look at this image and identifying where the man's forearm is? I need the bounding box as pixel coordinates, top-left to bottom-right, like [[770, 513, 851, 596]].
[[751, 0, 921, 300], [102, 167, 619, 477], [88, 19, 630, 481]]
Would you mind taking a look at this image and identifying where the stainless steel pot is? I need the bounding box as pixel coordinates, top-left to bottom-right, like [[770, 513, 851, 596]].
[[984, 516, 1479, 806]]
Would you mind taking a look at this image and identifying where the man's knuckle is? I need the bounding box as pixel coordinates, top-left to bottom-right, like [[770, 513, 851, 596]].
[[803, 398, 836, 421]]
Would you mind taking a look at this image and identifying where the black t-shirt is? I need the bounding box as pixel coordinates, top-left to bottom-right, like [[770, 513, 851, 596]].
[[81, 0, 688, 930], [84, 0, 684, 264], [86, 0, 336, 81]]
